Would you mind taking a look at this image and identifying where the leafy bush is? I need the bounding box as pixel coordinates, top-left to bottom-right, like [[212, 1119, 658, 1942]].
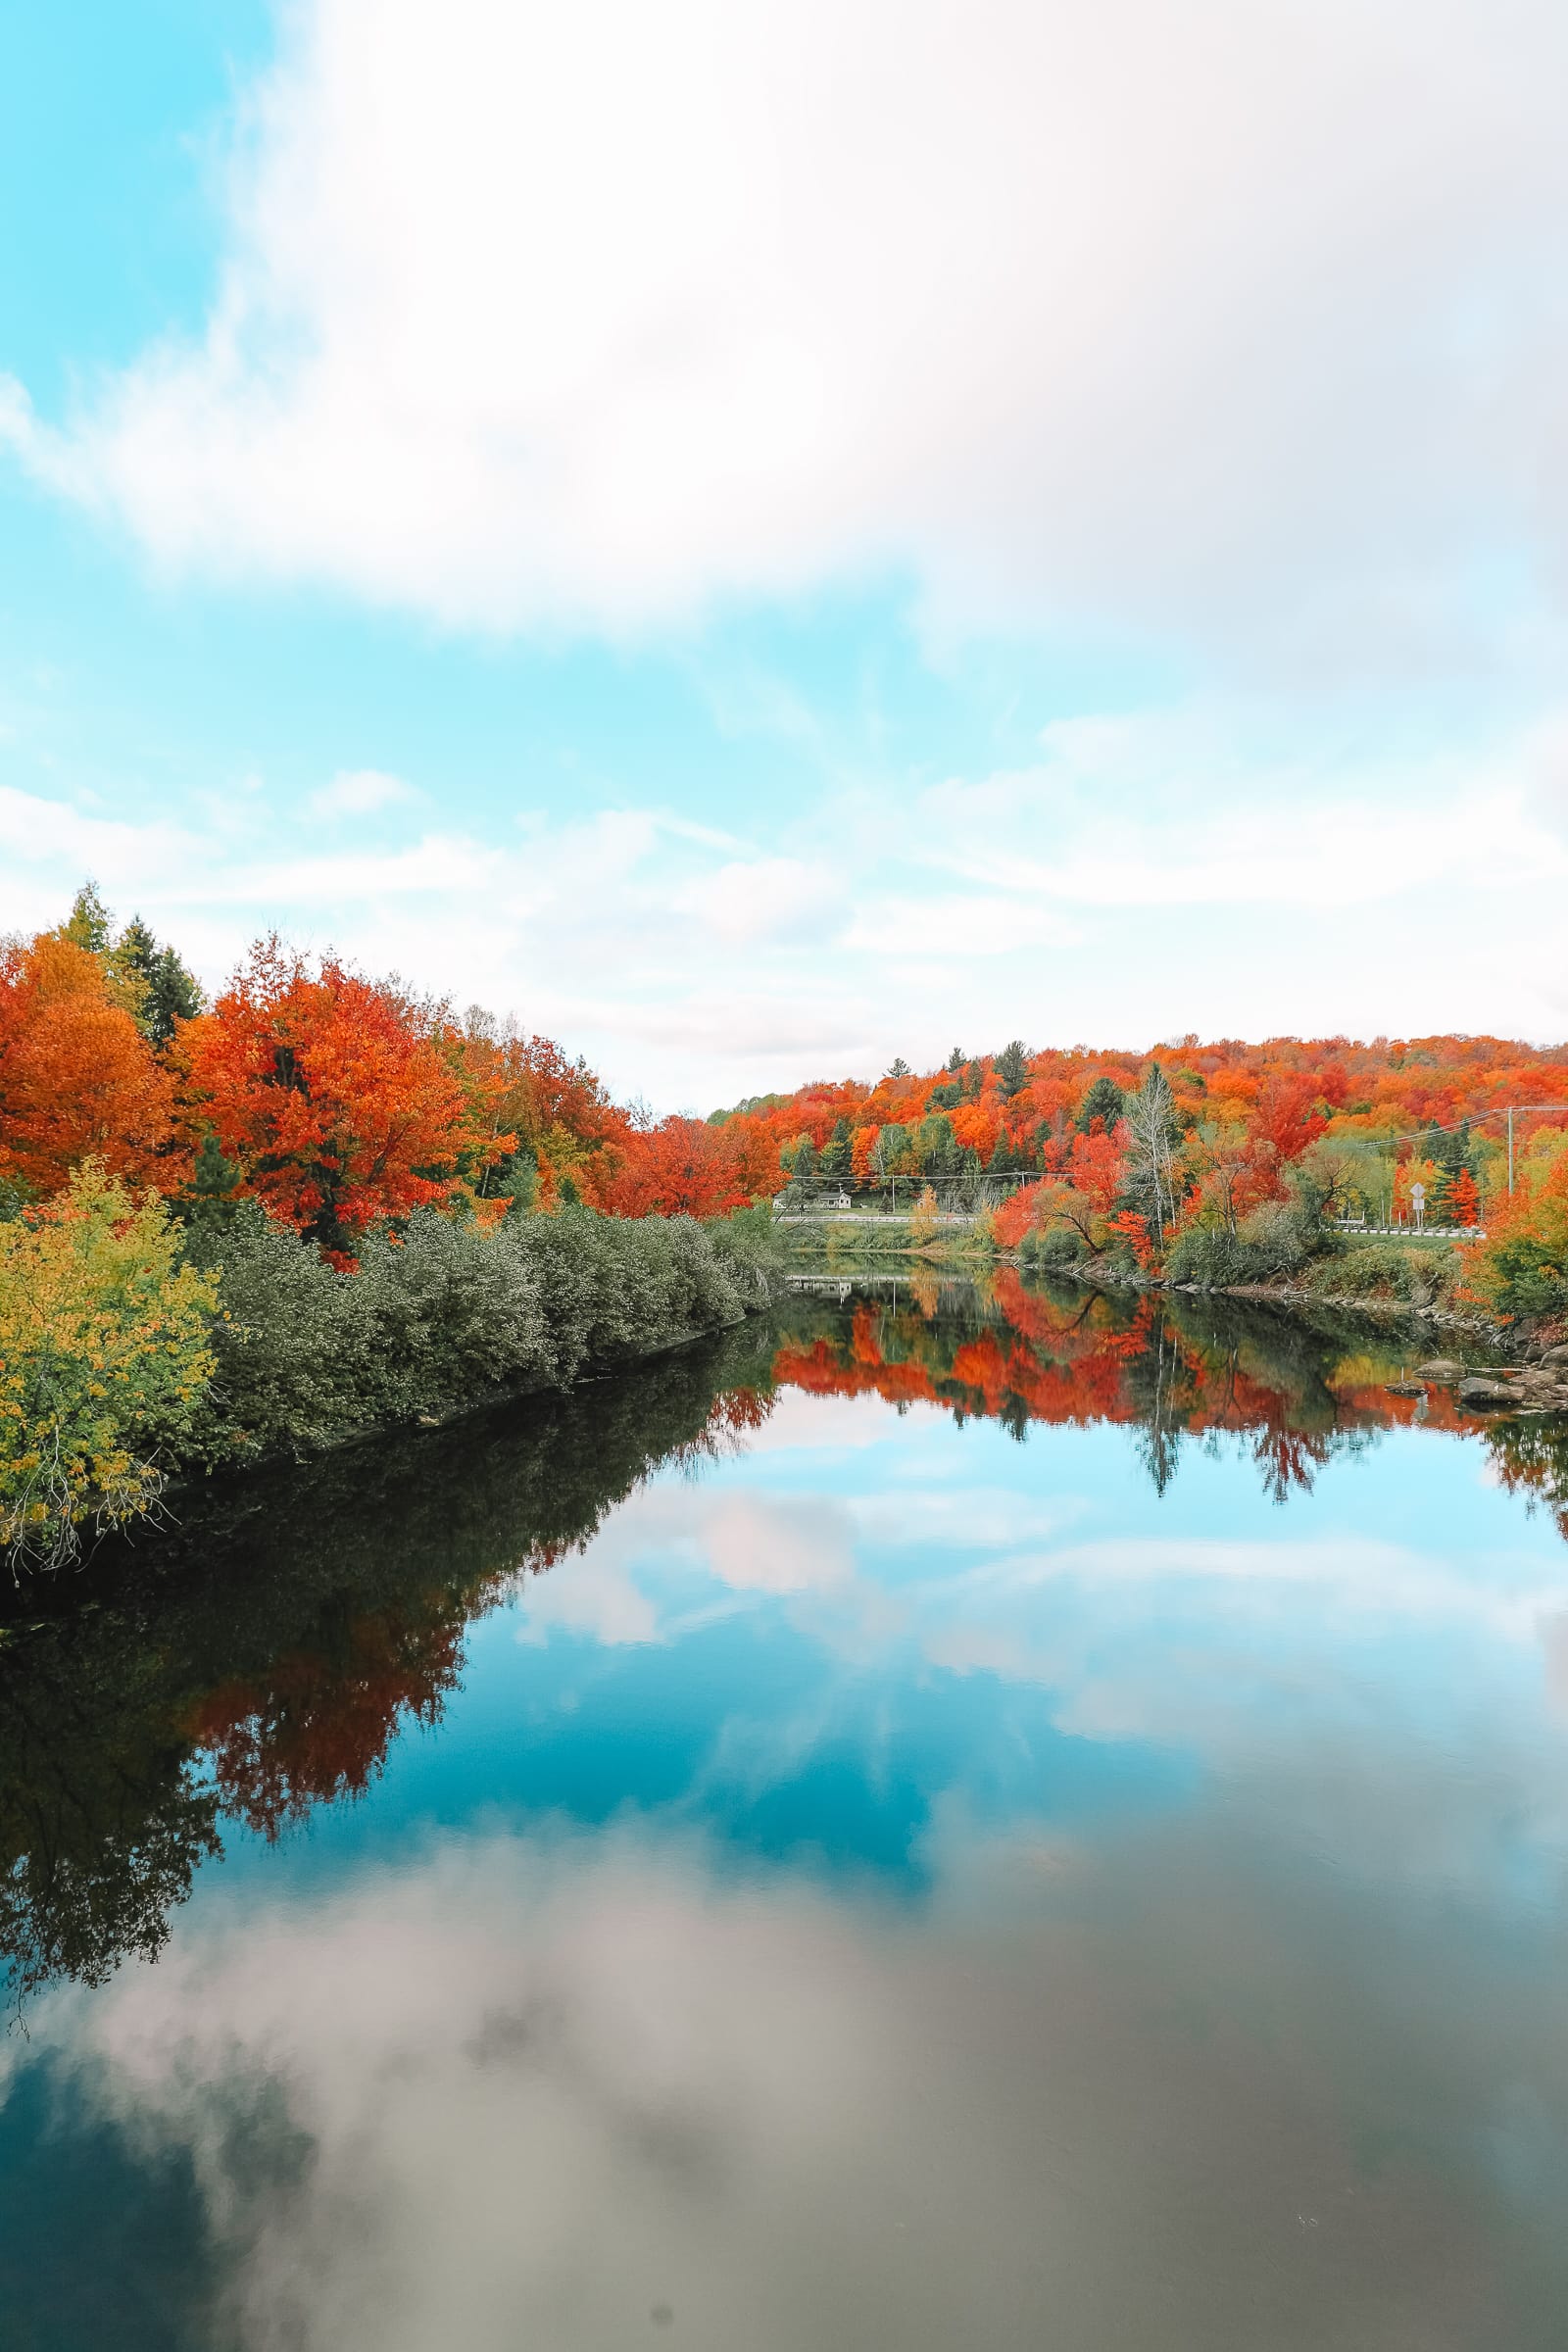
[[0, 1163, 218, 1569], [193, 1202, 764, 1466], [1164, 1202, 1316, 1289], [1020, 1224, 1089, 1269], [188, 1205, 373, 1460], [1300, 1242, 1462, 1309], [1470, 1234, 1568, 1321], [706, 1202, 788, 1301]]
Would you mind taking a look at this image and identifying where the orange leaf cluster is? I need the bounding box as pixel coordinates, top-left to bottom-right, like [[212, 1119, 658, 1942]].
[[0, 934, 175, 1195], [178, 939, 512, 1247]]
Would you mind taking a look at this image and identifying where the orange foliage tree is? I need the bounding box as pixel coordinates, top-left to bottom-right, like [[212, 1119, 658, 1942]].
[[602, 1114, 756, 1217], [1449, 1167, 1481, 1227], [0, 932, 174, 1197], [456, 1014, 629, 1206], [179, 940, 511, 1250]]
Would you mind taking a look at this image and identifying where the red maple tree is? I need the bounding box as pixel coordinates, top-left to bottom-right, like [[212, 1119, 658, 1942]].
[[179, 939, 511, 1248]]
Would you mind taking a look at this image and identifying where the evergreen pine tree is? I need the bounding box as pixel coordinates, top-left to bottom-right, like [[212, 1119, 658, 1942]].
[[818, 1118, 853, 1185], [1077, 1075, 1125, 1132], [180, 1129, 246, 1246], [113, 914, 160, 984], [995, 1040, 1029, 1099], [143, 946, 205, 1046]]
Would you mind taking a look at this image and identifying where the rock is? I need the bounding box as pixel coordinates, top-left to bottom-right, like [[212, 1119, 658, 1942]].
[[1540, 1343, 1568, 1367], [1415, 1359, 1461, 1379], [1457, 1376, 1516, 1408], [1384, 1382, 1425, 1397]]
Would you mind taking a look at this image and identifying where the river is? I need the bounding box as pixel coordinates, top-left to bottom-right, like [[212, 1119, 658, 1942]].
[[3, 1277, 1567, 2349]]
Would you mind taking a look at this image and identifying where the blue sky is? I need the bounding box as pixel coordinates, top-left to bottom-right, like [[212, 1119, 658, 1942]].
[[3, 0, 1568, 1107]]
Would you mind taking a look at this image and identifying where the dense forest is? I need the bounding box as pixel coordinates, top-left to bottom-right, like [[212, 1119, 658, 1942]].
[[4, 883, 1568, 1571]]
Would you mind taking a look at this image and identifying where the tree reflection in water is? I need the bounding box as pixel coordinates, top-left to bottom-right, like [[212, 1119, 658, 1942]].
[[773, 1271, 1479, 1502], [0, 1278, 1544, 2008]]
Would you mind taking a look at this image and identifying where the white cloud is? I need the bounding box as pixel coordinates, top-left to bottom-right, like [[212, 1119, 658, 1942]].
[[310, 766, 419, 818], [8, 677, 1568, 1112], [701, 1494, 853, 1594], [17, 1818, 1568, 2348], [673, 857, 842, 947], [5, 0, 1568, 668], [917, 710, 1568, 909]]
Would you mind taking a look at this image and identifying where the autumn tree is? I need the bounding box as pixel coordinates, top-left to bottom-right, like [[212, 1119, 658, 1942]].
[[0, 1163, 219, 1570], [1187, 1116, 1254, 1238], [1468, 1151, 1568, 1319], [0, 931, 175, 1199], [602, 1114, 752, 1216], [907, 1184, 940, 1247], [1249, 1073, 1329, 1177], [458, 1009, 627, 1207], [1449, 1166, 1481, 1228], [179, 939, 510, 1252]]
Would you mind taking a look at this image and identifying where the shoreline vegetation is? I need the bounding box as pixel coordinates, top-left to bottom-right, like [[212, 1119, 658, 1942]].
[[3, 1172, 785, 1574], [5, 881, 1568, 1574], [17, 1278, 1562, 2009], [785, 1209, 1506, 1334]]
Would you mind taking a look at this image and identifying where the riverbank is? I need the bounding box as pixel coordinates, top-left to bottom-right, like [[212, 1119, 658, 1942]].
[[3, 1199, 789, 1579], [173, 1203, 787, 1476], [782, 1215, 1567, 1364]]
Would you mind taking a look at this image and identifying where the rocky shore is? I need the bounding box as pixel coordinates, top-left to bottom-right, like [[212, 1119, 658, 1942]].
[[1401, 1343, 1568, 1412]]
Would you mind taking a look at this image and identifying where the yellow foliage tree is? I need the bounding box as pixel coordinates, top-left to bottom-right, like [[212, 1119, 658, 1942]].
[[0, 1162, 218, 1571], [908, 1184, 941, 1249]]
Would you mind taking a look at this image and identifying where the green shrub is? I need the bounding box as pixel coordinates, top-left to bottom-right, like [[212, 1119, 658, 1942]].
[[192, 1202, 765, 1466], [190, 1205, 376, 1460], [706, 1202, 788, 1300], [1300, 1241, 1462, 1309], [1165, 1202, 1316, 1289], [1469, 1233, 1568, 1322], [1021, 1224, 1088, 1269]]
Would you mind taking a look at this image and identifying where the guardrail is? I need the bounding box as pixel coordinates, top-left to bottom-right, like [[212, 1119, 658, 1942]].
[[1329, 1222, 1486, 1240]]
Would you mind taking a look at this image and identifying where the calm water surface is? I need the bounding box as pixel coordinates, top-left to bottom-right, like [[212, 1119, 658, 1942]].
[[4, 1279, 1568, 2349]]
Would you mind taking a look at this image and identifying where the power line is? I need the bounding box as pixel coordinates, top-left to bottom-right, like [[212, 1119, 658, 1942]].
[[1343, 1102, 1568, 1151]]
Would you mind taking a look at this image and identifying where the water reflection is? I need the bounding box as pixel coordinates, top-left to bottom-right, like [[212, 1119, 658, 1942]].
[[13, 1819, 1568, 2351], [4, 1282, 1568, 2347], [0, 1282, 1556, 2007], [779, 1271, 1486, 1496], [0, 1315, 781, 2005]]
